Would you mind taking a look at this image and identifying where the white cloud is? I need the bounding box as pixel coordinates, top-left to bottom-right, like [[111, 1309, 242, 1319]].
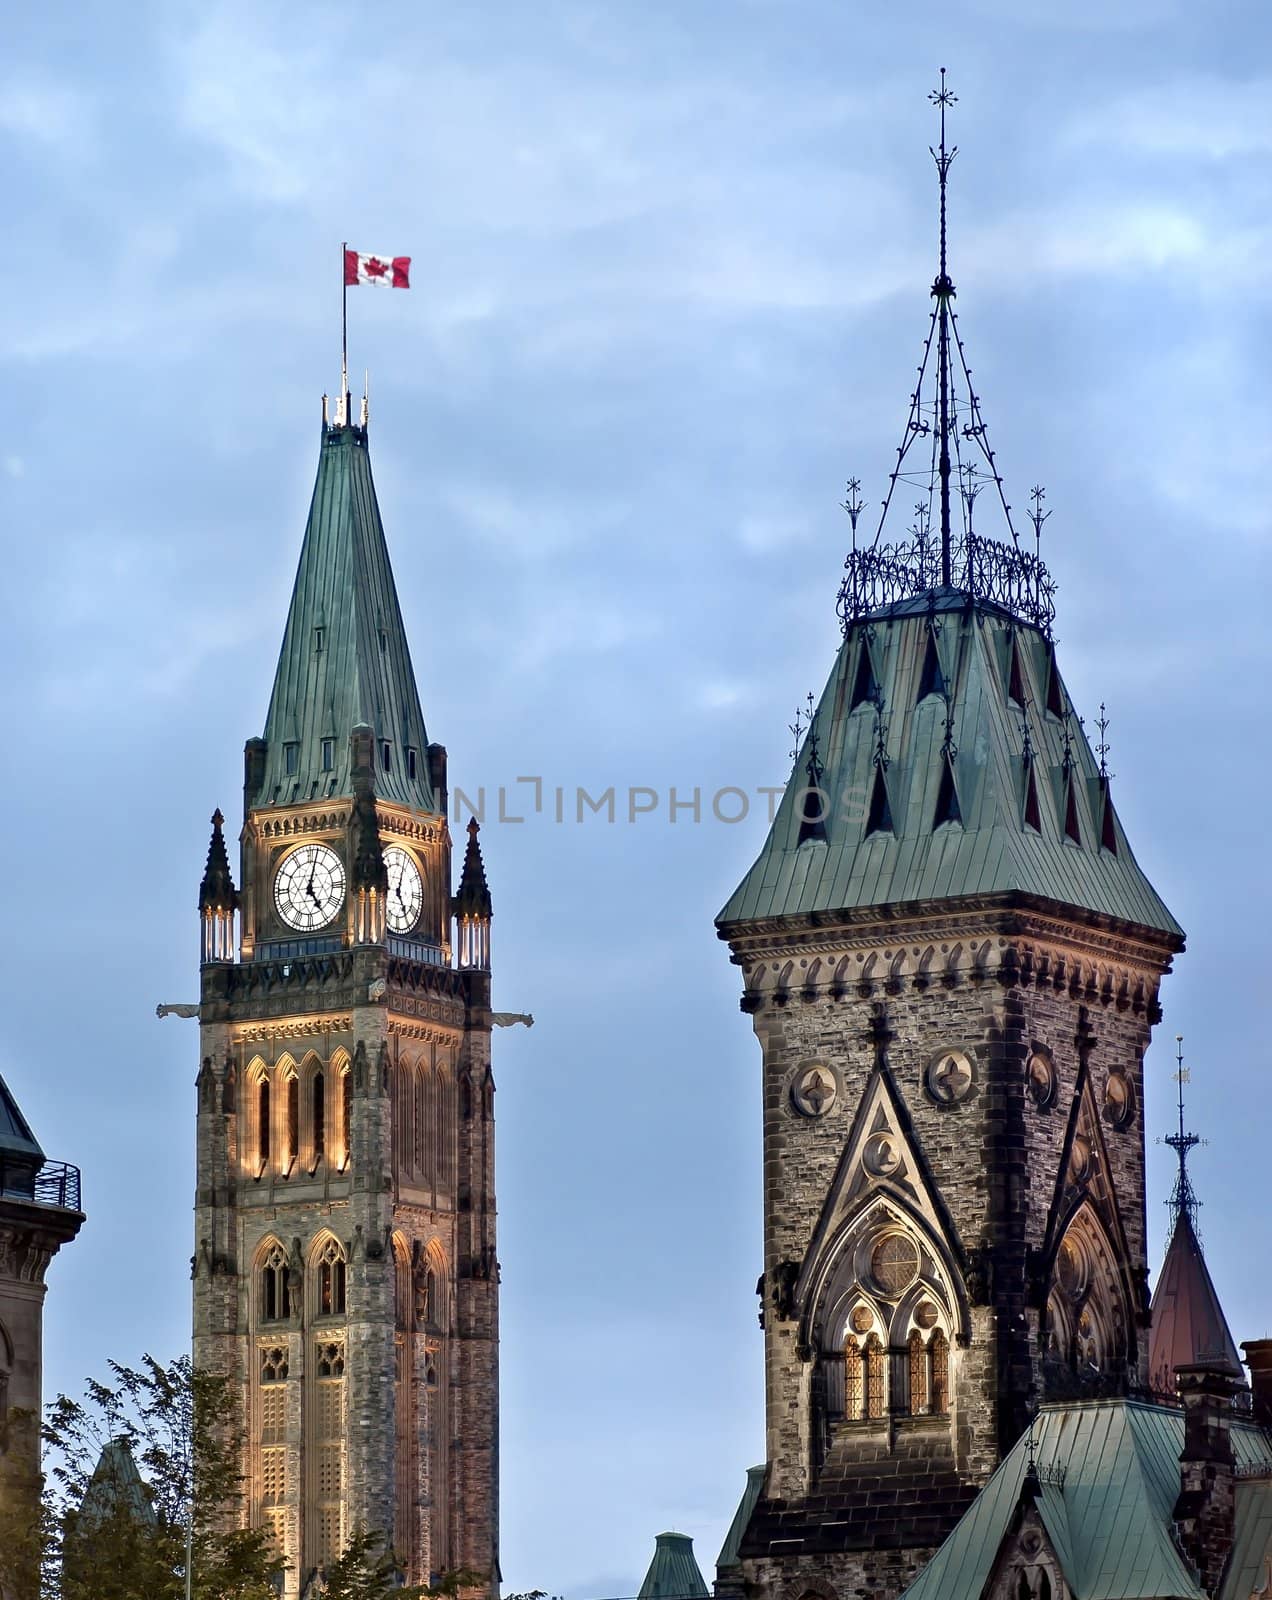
[[0, 78, 93, 147], [3, 456, 23, 479], [1071, 78, 1272, 160]]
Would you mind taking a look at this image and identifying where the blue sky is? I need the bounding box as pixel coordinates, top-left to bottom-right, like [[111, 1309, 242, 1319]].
[[4, 1, 1272, 1593]]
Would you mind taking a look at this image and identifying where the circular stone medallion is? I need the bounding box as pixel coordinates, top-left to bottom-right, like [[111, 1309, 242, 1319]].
[[1027, 1050, 1057, 1109], [850, 1304, 875, 1335], [791, 1064, 838, 1118], [863, 1132, 902, 1178], [1104, 1071, 1133, 1129], [914, 1300, 939, 1330], [926, 1049, 975, 1105]]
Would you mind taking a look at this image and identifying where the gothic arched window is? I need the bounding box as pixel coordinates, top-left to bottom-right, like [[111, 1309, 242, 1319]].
[[285, 1074, 299, 1170], [414, 1068, 427, 1180], [260, 1242, 290, 1323], [316, 1238, 347, 1317], [864, 1334, 886, 1419], [845, 1336, 864, 1420], [257, 1079, 271, 1171], [312, 1071, 325, 1162], [930, 1330, 949, 1413], [340, 1067, 352, 1171], [909, 1329, 928, 1415]]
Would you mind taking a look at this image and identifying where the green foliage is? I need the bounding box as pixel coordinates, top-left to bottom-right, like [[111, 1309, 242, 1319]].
[[309, 1533, 484, 1599], [15, 1353, 282, 1600]]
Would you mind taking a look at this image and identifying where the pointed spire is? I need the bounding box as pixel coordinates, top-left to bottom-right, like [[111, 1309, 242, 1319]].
[[253, 423, 436, 813], [1166, 1036, 1201, 1231], [198, 810, 238, 913], [455, 819, 493, 919]]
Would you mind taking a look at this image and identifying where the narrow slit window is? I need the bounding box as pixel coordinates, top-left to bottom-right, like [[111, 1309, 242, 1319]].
[[258, 1080, 271, 1169], [313, 1072, 325, 1160], [381, 741, 392, 772], [321, 738, 334, 772], [406, 748, 417, 781], [286, 1077, 299, 1166], [341, 1072, 352, 1168], [284, 743, 299, 776], [314, 626, 325, 653]]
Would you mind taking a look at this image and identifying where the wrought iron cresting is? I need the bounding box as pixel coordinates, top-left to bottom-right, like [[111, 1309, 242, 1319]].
[[838, 71, 1058, 637]]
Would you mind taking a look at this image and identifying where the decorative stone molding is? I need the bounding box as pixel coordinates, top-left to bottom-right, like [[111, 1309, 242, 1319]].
[[236, 1018, 353, 1043], [254, 808, 350, 841]]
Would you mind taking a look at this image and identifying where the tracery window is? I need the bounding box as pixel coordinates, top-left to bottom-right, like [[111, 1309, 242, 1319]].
[[930, 1330, 949, 1413], [316, 1238, 347, 1317], [260, 1243, 291, 1323], [257, 1344, 289, 1553], [909, 1329, 928, 1414], [312, 1340, 345, 1567], [845, 1336, 864, 1420], [864, 1334, 886, 1419]]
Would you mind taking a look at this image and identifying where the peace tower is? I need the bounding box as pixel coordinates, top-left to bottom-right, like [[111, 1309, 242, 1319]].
[[191, 386, 498, 1595], [715, 80, 1184, 1600]]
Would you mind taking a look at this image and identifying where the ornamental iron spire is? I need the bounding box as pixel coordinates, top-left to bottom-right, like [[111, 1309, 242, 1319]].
[[838, 71, 1058, 636], [1165, 1035, 1201, 1230]]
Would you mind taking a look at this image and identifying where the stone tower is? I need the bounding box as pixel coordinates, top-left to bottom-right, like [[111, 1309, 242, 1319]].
[[0, 1072, 83, 1543], [192, 393, 498, 1596], [715, 86, 1184, 1600]]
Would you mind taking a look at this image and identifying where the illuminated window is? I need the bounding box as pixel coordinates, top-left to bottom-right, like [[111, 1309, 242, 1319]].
[[312, 1072, 325, 1161], [260, 1244, 290, 1323], [340, 1070, 352, 1169], [909, 1329, 927, 1414], [864, 1334, 886, 1418], [316, 1239, 347, 1317], [930, 1330, 949, 1413], [845, 1336, 864, 1420]]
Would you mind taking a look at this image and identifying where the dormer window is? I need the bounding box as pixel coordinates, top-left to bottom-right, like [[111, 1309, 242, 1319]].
[[284, 743, 299, 776], [321, 738, 334, 772], [406, 747, 418, 781], [314, 627, 325, 653], [381, 741, 392, 771]]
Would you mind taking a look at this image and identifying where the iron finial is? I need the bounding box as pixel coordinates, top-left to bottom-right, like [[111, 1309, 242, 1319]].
[[1096, 703, 1112, 780], [1164, 1035, 1202, 1231]]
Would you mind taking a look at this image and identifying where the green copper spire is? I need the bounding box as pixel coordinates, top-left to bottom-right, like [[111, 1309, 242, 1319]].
[[251, 421, 436, 813]]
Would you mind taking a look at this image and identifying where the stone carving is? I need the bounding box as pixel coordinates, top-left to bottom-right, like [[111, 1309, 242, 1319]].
[[870, 1234, 920, 1298], [1027, 1049, 1057, 1109], [1103, 1071, 1133, 1129], [863, 1132, 902, 1178], [926, 1048, 975, 1105], [791, 1064, 838, 1117]]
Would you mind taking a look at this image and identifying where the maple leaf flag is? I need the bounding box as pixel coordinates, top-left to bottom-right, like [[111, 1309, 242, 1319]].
[[344, 249, 411, 288]]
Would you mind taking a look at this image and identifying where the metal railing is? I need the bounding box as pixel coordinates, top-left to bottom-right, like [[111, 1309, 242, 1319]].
[[0, 1158, 82, 1211]]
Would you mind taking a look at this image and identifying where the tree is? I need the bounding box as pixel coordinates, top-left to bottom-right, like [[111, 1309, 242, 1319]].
[[15, 1354, 282, 1600]]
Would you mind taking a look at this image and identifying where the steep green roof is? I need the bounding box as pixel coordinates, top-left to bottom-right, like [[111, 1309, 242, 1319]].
[[717, 1466, 765, 1572], [1221, 1477, 1272, 1600], [75, 1438, 157, 1529], [637, 1532, 709, 1600], [719, 594, 1182, 942], [901, 1399, 1272, 1600], [253, 423, 436, 813]]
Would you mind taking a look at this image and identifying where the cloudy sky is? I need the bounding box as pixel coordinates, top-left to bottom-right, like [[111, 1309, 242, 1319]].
[[4, 1, 1272, 1593]]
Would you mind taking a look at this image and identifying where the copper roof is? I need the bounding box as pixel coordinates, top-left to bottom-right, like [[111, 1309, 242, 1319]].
[[1148, 1210, 1243, 1389]]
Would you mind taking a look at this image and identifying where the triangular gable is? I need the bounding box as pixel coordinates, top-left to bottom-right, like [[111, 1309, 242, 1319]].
[[981, 1490, 1068, 1600], [850, 636, 880, 711], [917, 626, 947, 702], [794, 1059, 966, 1328]]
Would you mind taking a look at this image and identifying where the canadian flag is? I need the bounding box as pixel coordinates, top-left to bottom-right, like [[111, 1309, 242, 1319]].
[[344, 249, 411, 288]]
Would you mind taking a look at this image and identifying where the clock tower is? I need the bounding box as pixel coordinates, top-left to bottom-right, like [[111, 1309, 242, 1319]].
[[192, 392, 498, 1596]]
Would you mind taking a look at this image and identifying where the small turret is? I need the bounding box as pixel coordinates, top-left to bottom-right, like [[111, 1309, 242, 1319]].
[[198, 810, 239, 964], [453, 819, 492, 971]]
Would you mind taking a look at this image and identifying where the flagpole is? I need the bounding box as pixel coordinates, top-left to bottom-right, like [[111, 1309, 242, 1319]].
[[341, 239, 349, 420]]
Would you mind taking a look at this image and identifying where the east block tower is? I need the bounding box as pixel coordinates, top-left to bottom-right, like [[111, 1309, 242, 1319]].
[[192, 398, 498, 1596], [716, 94, 1184, 1600]]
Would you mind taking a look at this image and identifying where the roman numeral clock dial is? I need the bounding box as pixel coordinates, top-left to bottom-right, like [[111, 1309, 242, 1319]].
[[384, 845, 423, 933], [273, 843, 346, 932]]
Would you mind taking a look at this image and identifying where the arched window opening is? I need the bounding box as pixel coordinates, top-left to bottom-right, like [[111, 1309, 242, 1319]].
[[260, 1243, 291, 1323], [312, 1071, 325, 1162], [1039, 1572, 1052, 1600], [285, 1075, 299, 1170], [316, 1238, 347, 1317], [414, 1069, 427, 1180], [340, 1068, 352, 1170], [929, 1330, 949, 1413], [257, 1079, 271, 1171], [1017, 1572, 1032, 1600], [224, 1067, 236, 1115], [908, 1329, 928, 1415], [864, 1334, 886, 1419], [436, 1071, 448, 1192]]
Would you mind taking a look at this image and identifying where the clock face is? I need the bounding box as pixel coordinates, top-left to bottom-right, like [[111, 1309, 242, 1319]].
[[274, 843, 346, 932], [384, 846, 424, 934]]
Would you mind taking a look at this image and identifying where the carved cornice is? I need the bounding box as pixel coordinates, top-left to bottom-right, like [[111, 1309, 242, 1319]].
[[0, 1206, 82, 1280], [377, 806, 446, 847], [723, 893, 1177, 976], [389, 1018, 462, 1044], [235, 1016, 353, 1043], [251, 805, 351, 841]]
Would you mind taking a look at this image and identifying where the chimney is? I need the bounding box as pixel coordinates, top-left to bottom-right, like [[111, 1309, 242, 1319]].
[[1243, 1339, 1272, 1424], [1173, 1361, 1242, 1595]]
